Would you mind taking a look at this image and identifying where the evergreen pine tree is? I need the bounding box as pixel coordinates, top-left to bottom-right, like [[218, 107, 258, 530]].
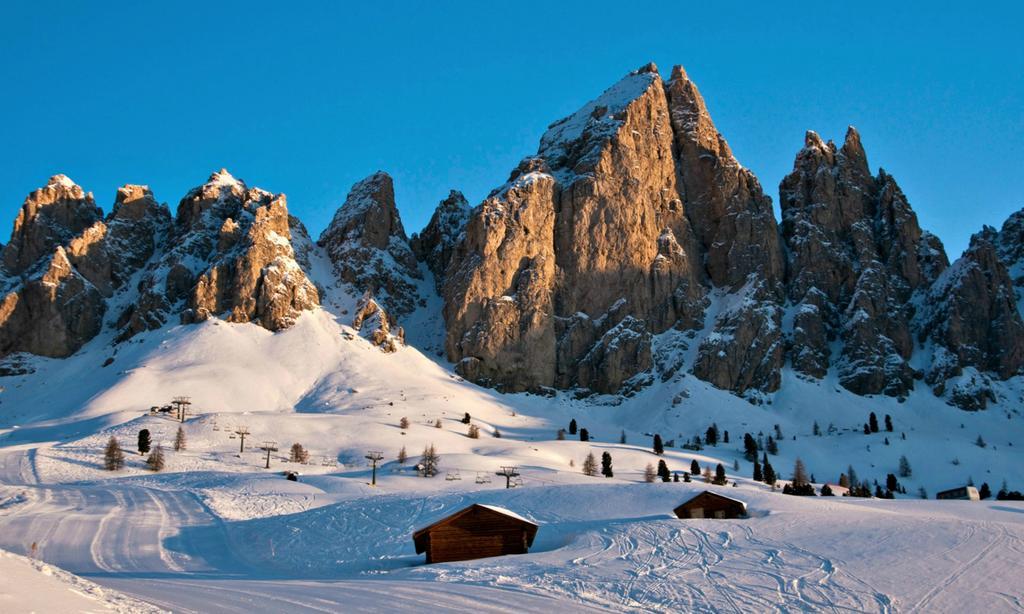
[[813, 421, 821, 436], [979, 482, 992, 499], [753, 459, 763, 482], [839, 473, 850, 488], [461, 412, 471, 424], [690, 459, 700, 475], [763, 458, 777, 486], [733, 459, 740, 471], [898, 455, 912, 477], [705, 424, 718, 446], [673, 472, 680, 482], [173, 426, 186, 452], [884, 414, 893, 432], [579, 428, 590, 442], [145, 444, 165, 472], [619, 430, 627, 444], [399, 417, 410, 430], [103, 437, 125, 471], [869, 412, 879, 433], [658, 459, 671, 482], [601, 451, 613, 478], [723, 430, 729, 444], [569, 419, 577, 435], [975, 435, 987, 448], [886, 473, 899, 492], [137, 429, 151, 455], [864, 423, 871, 435], [847, 465, 859, 487], [683, 471, 691, 482], [713, 463, 727, 485], [820, 484, 834, 496], [766, 436, 778, 455], [743, 433, 758, 462], [653, 434, 664, 455]]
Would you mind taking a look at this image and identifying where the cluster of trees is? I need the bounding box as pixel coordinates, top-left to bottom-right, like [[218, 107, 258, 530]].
[[105, 426, 188, 472], [752, 453, 777, 486], [781, 458, 815, 496], [566, 419, 591, 442], [863, 412, 894, 435]]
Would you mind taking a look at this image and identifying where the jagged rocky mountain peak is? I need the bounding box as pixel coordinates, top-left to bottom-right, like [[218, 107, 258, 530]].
[[3, 174, 103, 275], [318, 171, 421, 318]]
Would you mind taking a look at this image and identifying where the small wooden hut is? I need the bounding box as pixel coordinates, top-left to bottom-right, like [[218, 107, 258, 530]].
[[412, 504, 539, 564], [674, 490, 747, 519], [936, 486, 980, 501]]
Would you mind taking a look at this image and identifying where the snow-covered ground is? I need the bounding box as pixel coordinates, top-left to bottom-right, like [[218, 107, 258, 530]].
[[1, 301, 1023, 612]]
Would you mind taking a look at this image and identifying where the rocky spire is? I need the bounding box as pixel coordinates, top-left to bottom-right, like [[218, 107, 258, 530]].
[[122, 171, 319, 339], [780, 127, 949, 397], [665, 65, 784, 289], [3, 175, 102, 275], [916, 218, 1024, 408], [410, 190, 470, 292], [318, 171, 421, 318]]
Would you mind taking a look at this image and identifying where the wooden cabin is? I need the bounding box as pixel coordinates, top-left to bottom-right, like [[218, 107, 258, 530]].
[[412, 504, 539, 564], [936, 486, 980, 501], [674, 490, 747, 519]]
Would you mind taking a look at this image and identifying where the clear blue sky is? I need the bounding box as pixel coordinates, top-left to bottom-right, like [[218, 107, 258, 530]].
[[1, 2, 1021, 258]]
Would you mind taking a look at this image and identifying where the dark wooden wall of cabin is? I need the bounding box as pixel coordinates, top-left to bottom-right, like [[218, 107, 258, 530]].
[[425, 508, 530, 563], [677, 494, 745, 519]]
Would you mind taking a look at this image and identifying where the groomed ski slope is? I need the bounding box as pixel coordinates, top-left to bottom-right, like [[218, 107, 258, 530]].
[[0, 306, 1023, 612]]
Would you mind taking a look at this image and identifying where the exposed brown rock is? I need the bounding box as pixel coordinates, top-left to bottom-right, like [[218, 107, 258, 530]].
[[0, 247, 105, 357], [780, 128, 948, 396], [318, 172, 422, 318], [917, 231, 1024, 407], [3, 175, 102, 276], [410, 190, 470, 292], [352, 290, 404, 352]]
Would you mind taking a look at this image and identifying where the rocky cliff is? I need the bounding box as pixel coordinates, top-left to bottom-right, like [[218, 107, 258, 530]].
[[3, 63, 1023, 411]]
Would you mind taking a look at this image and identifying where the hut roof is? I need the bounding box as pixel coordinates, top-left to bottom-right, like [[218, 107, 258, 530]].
[[675, 490, 748, 511], [412, 504, 539, 554]]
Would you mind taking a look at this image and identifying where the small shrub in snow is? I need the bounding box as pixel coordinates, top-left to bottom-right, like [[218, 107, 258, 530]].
[[399, 417, 410, 430], [461, 412, 471, 425], [434, 418, 442, 429], [145, 445, 165, 472], [397, 446, 407, 464], [556, 429, 566, 440], [975, 435, 987, 448], [644, 463, 656, 483], [492, 428, 501, 438]]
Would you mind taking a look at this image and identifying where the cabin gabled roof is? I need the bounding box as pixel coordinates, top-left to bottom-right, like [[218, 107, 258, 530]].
[[412, 504, 539, 553], [674, 490, 748, 513]]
